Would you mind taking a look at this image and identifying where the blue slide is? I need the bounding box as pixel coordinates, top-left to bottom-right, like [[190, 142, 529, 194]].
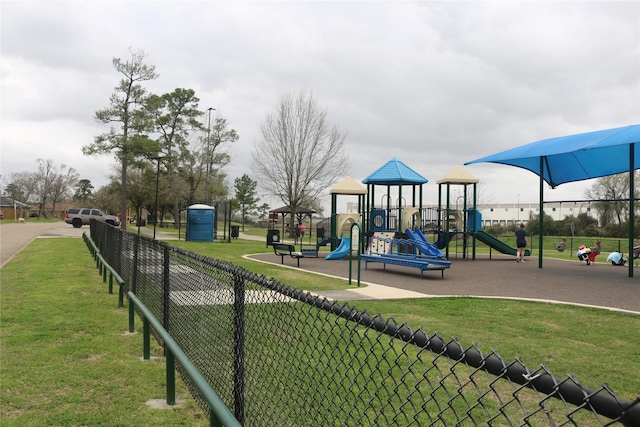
[[325, 235, 351, 260], [405, 229, 446, 258]]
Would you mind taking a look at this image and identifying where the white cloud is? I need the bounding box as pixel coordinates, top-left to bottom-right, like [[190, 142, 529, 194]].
[[1, 0, 638, 211]]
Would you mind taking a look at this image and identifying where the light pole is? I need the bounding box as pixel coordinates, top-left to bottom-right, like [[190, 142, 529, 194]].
[[151, 156, 170, 240], [517, 193, 520, 222], [205, 107, 216, 205]]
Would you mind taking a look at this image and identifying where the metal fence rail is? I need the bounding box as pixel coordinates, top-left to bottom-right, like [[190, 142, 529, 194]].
[[89, 221, 640, 426]]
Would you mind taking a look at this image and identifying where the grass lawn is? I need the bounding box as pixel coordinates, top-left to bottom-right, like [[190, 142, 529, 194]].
[[2, 234, 638, 425], [0, 238, 209, 426]]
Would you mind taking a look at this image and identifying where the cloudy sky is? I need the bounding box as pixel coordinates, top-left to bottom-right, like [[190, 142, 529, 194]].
[[2, 1, 639, 210]]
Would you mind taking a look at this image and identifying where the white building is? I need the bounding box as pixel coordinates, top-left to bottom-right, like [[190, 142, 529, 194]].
[[477, 202, 595, 227]]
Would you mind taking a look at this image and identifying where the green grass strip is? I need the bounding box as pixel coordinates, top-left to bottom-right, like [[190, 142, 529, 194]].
[[0, 238, 209, 426]]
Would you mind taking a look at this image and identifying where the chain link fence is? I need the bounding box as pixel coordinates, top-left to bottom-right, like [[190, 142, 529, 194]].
[[89, 221, 639, 426]]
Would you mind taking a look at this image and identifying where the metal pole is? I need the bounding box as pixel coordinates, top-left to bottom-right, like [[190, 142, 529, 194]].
[[206, 107, 216, 205], [233, 275, 246, 424], [539, 157, 544, 269], [629, 143, 635, 278], [154, 158, 161, 240]]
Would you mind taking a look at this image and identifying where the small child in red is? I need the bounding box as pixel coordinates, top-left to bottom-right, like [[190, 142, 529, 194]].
[[586, 241, 601, 265]]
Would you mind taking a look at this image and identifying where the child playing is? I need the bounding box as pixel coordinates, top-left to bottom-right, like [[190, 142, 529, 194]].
[[586, 240, 601, 265]]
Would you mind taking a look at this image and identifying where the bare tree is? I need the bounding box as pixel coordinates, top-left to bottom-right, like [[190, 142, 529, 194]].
[[33, 159, 78, 217], [47, 163, 78, 216], [585, 172, 639, 225], [252, 90, 349, 232], [7, 172, 38, 204], [83, 48, 158, 229], [8, 160, 77, 216]]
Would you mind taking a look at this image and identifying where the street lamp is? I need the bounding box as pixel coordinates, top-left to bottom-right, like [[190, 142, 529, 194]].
[[151, 156, 170, 240], [205, 107, 216, 205], [517, 193, 520, 222]]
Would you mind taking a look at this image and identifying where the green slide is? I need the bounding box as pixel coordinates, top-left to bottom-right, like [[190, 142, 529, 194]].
[[474, 230, 531, 257]]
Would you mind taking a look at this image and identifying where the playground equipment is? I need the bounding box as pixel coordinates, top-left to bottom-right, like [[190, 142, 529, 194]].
[[322, 161, 527, 269], [325, 235, 351, 260], [401, 207, 421, 232], [404, 228, 445, 258], [361, 231, 452, 279], [336, 214, 360, 239], [473, 229, 531, 257]]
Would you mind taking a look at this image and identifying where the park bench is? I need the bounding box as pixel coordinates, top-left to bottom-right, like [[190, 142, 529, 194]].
[[272, 243, 305, 267]]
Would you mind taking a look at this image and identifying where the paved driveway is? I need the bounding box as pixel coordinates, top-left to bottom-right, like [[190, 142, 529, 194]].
[[0, 222, 85, 267]]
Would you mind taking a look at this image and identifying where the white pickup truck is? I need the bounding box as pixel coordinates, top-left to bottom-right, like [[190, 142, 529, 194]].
[[64, 208, 121, 228]]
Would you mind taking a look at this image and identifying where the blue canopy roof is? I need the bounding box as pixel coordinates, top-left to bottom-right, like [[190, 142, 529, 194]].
[[465, 124, 640, 188], [362, 157, 428, 185], [465, 124, 639, 277]]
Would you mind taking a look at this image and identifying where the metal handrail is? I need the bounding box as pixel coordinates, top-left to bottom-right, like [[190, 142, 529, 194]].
[[127, 292, 241, 427]]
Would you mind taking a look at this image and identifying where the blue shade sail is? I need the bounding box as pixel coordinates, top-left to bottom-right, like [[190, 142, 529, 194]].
[[465, 124, 640, 188]]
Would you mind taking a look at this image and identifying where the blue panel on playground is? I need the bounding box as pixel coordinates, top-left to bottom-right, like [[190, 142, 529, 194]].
[[371, 209, 386, 231], [467, 209, 482, 232]]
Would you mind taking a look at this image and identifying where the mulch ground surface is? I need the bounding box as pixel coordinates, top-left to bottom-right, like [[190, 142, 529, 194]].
[[249, 251, 640, 313]]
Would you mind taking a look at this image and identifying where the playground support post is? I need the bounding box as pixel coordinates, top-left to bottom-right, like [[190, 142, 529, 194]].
[[628, 143, 635, 278], [348, 222, 362, 287], [538, 157, 544, 269]]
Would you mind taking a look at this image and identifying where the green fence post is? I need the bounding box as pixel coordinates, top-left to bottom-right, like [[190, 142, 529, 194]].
[[128, 300, 135, 333], [126, 292, 241, 426], [118, 283, 124, 308], [166, 349, 176, 405], [108, 273, 113, 294], [143, 317, 150, 360], [209, 408, 222, 427], [233, 275, 246, 424]]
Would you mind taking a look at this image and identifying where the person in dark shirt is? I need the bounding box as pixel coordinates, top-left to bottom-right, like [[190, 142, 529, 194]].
[[515, 223, 528, 263]]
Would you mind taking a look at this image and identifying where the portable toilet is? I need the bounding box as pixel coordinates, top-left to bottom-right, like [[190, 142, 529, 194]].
[[186, 204, 215, 242]]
